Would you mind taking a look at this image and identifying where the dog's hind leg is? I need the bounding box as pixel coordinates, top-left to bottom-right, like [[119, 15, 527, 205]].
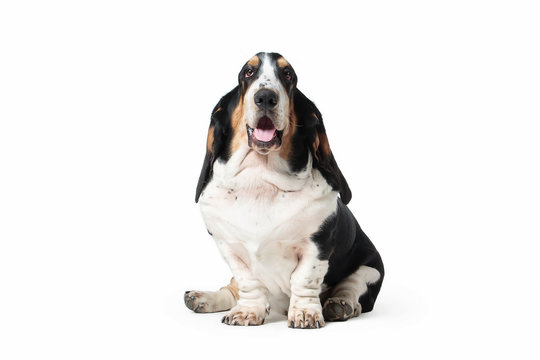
[[322, 266, 382, 321], [184, 278, 239, 313]]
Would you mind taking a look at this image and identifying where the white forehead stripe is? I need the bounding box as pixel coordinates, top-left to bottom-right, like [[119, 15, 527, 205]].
[[244, 53, 290, 132], [255, 54, 278, 89]]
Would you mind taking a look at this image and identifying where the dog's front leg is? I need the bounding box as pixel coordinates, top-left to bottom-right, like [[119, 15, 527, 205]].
[[216, 241, 269, 326], [288, 243, 329, 329]]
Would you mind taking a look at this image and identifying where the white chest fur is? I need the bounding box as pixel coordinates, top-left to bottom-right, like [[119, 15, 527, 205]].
[[199, 146, 338, 306]]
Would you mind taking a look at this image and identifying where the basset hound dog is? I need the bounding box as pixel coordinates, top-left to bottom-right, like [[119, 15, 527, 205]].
[[184, 52, 384, 329]]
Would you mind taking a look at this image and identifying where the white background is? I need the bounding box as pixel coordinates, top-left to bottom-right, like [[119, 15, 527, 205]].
[[1, 0, 539, 359]]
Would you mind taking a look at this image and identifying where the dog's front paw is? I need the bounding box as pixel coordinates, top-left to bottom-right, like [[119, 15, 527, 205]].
[[221, 305, 267, 326], [288, 307, 325, 329]]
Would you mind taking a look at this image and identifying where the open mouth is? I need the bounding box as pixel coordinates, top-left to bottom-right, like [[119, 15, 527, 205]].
[[246, 116, 283, 151]]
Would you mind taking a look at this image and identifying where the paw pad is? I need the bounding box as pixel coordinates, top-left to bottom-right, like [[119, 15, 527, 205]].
[[322, 297, 355, 321]]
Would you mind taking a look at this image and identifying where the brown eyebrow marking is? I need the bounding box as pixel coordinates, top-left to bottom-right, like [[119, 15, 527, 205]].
[[247, 55, 260, 67], [277, 57, 289, 68]]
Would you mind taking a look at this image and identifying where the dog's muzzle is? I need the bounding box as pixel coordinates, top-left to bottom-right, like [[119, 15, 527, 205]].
[[246, 116, 283, 154]]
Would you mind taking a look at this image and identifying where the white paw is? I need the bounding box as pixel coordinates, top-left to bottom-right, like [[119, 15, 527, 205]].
[[287, 306, 325, 329], [221, 305, 268, 326]]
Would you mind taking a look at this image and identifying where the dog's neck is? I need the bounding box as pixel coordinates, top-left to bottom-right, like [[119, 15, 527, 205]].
[[218, 144, 312, 193]]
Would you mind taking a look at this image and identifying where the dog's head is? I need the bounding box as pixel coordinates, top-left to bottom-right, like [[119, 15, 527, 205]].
[[196, 52, 351, 204], [237, 53, 296, 154]]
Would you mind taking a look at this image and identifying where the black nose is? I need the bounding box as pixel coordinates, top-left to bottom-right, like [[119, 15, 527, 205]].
[[254, 89, 278, 110]]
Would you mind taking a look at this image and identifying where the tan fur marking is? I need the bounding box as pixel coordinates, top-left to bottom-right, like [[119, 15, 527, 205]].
[[277, 57, 289, 68], [317, 132, 331, 160], [206, 126, 214, 152], [312, 133, 320, 161], [310, 111, 332, 163], [310, 112, 331, 160], [279, 108, 298, 161], [220, 277, 240, 300], [247, 55, 260, 67], [230, 100, 247, 154]]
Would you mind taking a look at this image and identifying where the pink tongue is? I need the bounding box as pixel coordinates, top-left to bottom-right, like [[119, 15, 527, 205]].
[[253, 128, 276, 142]]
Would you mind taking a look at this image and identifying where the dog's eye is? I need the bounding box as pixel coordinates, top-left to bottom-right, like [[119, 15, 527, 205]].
[[245, 69, 254, 78], [283, 70, 292, 81]]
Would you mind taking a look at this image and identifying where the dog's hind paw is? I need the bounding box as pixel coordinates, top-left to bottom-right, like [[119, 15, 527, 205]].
[[322, 297, 359, 321], [184, 291, 212, 313]]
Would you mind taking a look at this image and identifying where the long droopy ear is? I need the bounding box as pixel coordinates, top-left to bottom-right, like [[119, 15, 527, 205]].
[[295, 90, 352, 204], [195, 87, 238, 203], [195, 138, 214, 203]]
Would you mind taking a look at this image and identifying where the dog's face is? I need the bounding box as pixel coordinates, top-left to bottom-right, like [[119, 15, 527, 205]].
[[237, 52, 297, 155], [196, 52, 352, 205]]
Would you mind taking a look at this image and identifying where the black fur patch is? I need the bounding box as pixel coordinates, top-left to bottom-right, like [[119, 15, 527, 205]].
[[311, 199, 385, 313]]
